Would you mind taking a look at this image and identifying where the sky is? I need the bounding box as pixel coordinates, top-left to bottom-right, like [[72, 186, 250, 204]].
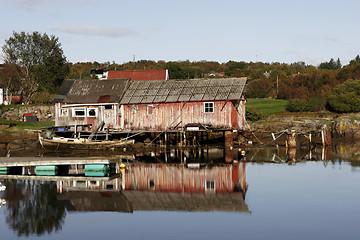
[[0, 0, 359, 66]]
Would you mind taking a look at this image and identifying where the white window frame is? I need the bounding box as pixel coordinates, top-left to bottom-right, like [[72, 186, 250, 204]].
[[147, 104, 154, 115], [72, 108, 86, 117], [59, 108, 68, 117], [204, 102, 214, 113], [87, 108, 98, 117]]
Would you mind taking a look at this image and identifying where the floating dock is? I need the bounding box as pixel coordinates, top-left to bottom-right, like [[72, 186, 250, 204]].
[[0, 157, 116, 168]]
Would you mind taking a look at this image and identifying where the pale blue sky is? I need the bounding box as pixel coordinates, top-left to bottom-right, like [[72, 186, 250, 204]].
[[1, 0, 359, 66]]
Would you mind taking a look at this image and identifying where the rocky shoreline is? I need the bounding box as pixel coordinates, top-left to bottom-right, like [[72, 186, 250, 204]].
[[0, 111, 359, 158]]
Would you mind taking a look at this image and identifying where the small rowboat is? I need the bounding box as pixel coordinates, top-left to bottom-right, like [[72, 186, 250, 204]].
[[39, 136, 134, 150]]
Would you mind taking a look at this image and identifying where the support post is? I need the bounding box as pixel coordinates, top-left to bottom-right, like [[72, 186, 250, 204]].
[[225, 130, 234, 163], [287, 130, 297, 148], [224, 130, 234, 148], [322, 128, 331, 146]]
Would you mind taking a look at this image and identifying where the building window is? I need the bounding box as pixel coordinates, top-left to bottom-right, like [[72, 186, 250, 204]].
[[204, 102, 214, 113], [59, 108, 68, 117], [87, 108, 98, 117], [206, 181, 215, 191], [105, 104, 113, 110], [147, 105, 153, 115], [72, 108, 86, 117], [149, 180, 155, 190]]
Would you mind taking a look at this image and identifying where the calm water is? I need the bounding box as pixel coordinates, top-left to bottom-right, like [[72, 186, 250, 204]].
[[0, 147, 359, 240]]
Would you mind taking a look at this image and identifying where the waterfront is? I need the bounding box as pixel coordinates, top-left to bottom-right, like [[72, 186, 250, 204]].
[[0, 146, 359, 240]]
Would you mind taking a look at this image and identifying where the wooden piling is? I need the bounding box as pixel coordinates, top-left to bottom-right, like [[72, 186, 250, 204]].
[[322, 128, 331, 146], [287, 131, 297, 148], [287, 148, 297, 162], [225, 147, 234, 163], [224, 130, 234, 147]]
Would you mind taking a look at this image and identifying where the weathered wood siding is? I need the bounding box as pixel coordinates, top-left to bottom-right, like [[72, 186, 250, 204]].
[[122, 100, 246, 130], [124, 162, 246, 193], [55, 103, 120, 130]]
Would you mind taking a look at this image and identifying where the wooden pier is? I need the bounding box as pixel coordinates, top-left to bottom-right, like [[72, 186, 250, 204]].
[[0, 157, 117, 168]]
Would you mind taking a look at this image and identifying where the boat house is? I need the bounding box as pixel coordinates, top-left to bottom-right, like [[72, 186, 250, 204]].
[[54, 79, 129, 131], [119, 78, 247, 131]]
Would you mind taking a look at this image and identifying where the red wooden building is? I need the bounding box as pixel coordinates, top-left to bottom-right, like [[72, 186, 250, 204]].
[[120, 78, 247, 131]]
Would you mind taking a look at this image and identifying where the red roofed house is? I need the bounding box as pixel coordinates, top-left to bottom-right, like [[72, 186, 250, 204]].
[[107, 69, 169, 81]]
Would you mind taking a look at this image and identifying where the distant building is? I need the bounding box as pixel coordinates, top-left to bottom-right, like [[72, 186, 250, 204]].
[[90, 69, 107, 80], [107, 69, 169, 80], [206, 72, 225, 77]]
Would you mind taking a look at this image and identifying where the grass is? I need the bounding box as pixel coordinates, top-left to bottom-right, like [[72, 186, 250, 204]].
[[0, 118, 54, 131], [246, 98, 289, 116]]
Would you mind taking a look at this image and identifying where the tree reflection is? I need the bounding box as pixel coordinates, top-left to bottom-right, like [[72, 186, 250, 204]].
[[3, 180, 66, 236]]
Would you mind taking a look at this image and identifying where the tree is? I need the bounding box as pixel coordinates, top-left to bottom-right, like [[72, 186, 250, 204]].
[[327, 79, 360, 113], [318, 58, 342, 70], [0, 63, 22, 101], [4, 180, 66, 236], [165, 62, 187, 79], [2, 31, 69, 104]]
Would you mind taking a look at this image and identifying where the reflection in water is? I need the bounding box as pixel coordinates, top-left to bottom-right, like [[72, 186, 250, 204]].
[[1, 144, 359, 237], [0, 152, 248, 236], [2, 180, 66, 236], [57, 161, 248, 213]]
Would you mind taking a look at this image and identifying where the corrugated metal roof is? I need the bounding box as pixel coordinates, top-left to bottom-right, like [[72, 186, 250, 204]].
[[120, 78, 247, 104], [54, 79, 129, 104], [107, 70, 168, 80]]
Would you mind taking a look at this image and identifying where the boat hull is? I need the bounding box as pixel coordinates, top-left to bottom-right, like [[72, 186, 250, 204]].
[[39, 136, 134, 150]]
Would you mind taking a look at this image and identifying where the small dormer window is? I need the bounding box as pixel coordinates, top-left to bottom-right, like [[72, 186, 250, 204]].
[[204, 102, 214, 113]]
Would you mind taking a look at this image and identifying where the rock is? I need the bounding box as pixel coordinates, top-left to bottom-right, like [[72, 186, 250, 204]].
[[332, 117, 360, 139], [1, 105, 55, 121]]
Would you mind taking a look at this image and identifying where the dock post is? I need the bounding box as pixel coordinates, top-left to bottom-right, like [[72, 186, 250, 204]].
[[225, 130, 234, 148], [287, 148, 297, 162], [321, 125, 331, 146], [287, 130, 297, 148], [225, 130, 234, 163]]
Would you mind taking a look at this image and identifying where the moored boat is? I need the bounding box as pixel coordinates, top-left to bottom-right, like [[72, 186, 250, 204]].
[[39, 136, 134, 150]]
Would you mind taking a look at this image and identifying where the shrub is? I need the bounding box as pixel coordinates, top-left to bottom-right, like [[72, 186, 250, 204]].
[[245, 109, 264, 121], [307, 96, 327, 112], [32, 92, 55, 104], [327, 79, 360, 113], [286, 99, 309, 112]]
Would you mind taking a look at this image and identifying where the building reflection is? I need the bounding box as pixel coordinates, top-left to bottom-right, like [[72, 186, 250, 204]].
[[57, 161, 248, 213]]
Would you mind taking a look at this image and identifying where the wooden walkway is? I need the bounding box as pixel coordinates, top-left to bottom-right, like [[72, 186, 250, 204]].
[[0, 157, 118, 167], [0, 173, 120, 181]]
